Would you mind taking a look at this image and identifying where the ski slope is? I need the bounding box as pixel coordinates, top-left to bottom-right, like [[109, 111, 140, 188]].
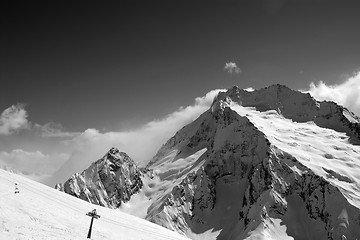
[[0, 169, 189, 240]]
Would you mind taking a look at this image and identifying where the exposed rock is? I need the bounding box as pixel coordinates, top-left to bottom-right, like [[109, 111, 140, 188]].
[[215, 85, 360, 144], [54, 183, 64, 191], [145, 85, 360, 240], [56, 84, 360, 240], [62, 147, 143, 208]]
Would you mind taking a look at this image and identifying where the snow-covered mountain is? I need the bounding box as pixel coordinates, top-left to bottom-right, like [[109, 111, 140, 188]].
[[145, 85, 360, 240], [215, 85, 360, 144], [59, 84, 360, 240], [58, 147, 143, 208], [0, 169, 189, 240]]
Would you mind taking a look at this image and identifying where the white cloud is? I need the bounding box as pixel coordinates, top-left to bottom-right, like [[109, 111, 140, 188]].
[[34, 122, 81, 138], [48, 89, 225, 185], [306, 71, 360, 116], [0, 149, 69, 175], [0, 104, 79, 138], [0, 104, 30, 135], [224, 62, 241, 74], [244, 87, 255, 92]]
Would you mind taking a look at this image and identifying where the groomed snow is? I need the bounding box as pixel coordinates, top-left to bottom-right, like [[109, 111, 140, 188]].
[[0, 169, 189, 240]]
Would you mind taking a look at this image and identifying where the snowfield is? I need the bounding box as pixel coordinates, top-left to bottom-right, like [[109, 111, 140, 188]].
[[230, 103, 360, 209], [142, 85, 360, 240], [0, 169, 189, 240]]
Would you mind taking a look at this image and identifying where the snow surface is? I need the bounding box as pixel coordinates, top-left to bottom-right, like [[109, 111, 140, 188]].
[[230, 103, 360, 208], [0, 164, 46, 182], [143, 93, 360, 240], [0, 169, 189, 240], [145, 148, 208, 219], [144, 106, 297, 240], [10, 85, 360, 240]]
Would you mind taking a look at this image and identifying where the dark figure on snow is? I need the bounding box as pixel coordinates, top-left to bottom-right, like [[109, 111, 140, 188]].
[[14, 183, 19, 194]]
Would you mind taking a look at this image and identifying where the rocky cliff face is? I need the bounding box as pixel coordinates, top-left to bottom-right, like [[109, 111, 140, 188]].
[[145, 85, 360, 240], [60, 147, 143, 208], [58, 85, 360, 240], [146, 106, 271, 235], [215, 85, 360, 144]]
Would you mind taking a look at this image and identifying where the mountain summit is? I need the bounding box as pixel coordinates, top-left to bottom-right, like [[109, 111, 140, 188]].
[[145, 85, 360, 240], [215, 85, 360, 144], [60, 85, 360, 240], [59, 147, 143, 208]]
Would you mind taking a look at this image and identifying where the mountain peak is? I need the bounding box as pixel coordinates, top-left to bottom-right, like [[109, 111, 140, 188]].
[[145, 84, 360, 239], [108, 146, 120, 154], [104, 147, 128, 162], [214, 84, 300, 112], [55, 84, 360, 240], [228, 84, 291, 95], [213, 84, 360, 144], [61, 149, 143, 208]]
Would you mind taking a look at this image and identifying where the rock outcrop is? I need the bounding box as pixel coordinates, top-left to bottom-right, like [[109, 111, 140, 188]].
[[145, 85, 360, 240], [215, 85, 360, 144], [61, 147, 143, 208], [57, 84, 360, 240]]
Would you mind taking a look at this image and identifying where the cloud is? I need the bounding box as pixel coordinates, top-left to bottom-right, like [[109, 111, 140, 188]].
[[0, 104, 30, 135], [306, 71, 360, 116], [244, 87, 255, 92], [0, 104, 78, 138], [0, 149, 69, 175], [224, 62, 241, 74], [34, 122, 81, 138], [48, 89, 225, 185]]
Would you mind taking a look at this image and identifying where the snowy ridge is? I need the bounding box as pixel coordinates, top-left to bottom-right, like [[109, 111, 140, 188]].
[[146, 106, 271, 235], [230, 104, 360, 209], [215, 85, 360, 144], [52, 84, 360, 240], [0, 169, 189, 240], [145, 85, 360, 240]]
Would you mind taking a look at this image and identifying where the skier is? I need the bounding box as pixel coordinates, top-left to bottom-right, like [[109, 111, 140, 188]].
[[14, 183, 19, 194]]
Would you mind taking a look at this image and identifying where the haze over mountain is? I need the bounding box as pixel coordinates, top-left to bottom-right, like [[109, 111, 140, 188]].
[[57, 85, 360, 240]]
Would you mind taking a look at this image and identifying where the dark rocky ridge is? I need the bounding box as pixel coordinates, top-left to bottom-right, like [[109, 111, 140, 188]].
[[58, 147, 143, 208], [215, 84, 360, 144], [57, 84, 360, 240], [145, 85, 360, 239]]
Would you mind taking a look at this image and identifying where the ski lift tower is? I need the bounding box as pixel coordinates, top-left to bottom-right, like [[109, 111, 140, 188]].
[[86, 209, 100, 239]]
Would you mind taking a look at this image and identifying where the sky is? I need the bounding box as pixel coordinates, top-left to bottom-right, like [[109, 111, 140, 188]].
[[1, 0, 360, 184]]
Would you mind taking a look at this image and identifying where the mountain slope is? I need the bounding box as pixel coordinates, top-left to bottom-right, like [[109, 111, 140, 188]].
[[145, 85, 360, 240], [0, 169, 189, 240], [215, 85, 360, 144], [56, 84, 360, 240], [60, 147, 143, 208]]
